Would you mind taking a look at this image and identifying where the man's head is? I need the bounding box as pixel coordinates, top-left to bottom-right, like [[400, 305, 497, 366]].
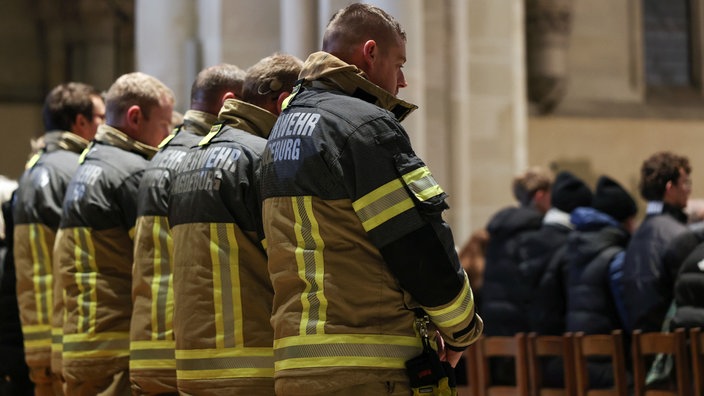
[[512, 166, 553, 213], [550, 171, 593, 213], [190, 64, 246, 115], [42, 82, 105, 141], [104, 72, 175, 147], [322, 3, 408, 96], [639, 151, 691, 209], [592, 175, 638, 233], [242, 53, 303, 116]]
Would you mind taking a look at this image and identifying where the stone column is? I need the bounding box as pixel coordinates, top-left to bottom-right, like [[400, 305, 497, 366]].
[[135, 0, 197, 111], [280, 0, 319, 61]]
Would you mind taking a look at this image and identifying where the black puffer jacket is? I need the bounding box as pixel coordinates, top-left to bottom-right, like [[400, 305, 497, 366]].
[[481, 205, 543, 336], [623, 204, 688, 332], [566, 207, 629, 334], [670, 225, 704, 330]]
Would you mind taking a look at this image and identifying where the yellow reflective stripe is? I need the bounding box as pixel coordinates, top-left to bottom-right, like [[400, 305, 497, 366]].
[[22, 323, 51, 347], [131, 340, 175, 350], [51, 327, 63, 354], [150, 216, 174, 341], [177, 368, 274, 380], [292, 197, 327, 336], [130, 340, 176, 370], [352, 178, 414, 232], [276, 356, 405, 371], [29, 224, 53, 325], [211, 223, 243, 349], [423, 274, 474, 328], [63, 331, 130, 359], [176, 347, 274, 380], [26, 152, 41, 169], [63, 331, 130, 342], [273, 334, 421, 371], [74, 228, 97, 334], [210, 223, 225, 348], [261, 238, 267, 251], [176, 347, 273, 359], [401, 166, 444, 202]]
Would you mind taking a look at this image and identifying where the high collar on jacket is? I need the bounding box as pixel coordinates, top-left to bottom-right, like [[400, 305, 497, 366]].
[[296, 51, 417, 122], [217, 98, 277, 139], [182, 109, 218, 136], [94, 124, 158, 160], [646, 200, 688, 224], [43, 131, 89, 154]]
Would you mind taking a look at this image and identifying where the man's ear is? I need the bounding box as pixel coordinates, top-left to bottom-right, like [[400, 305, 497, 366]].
[[276, 91, 291, 115], [362, 39, 377, 68], [221, 91, 235, 105], [72, 113, 88, 130], [126, 105, 141, 129]]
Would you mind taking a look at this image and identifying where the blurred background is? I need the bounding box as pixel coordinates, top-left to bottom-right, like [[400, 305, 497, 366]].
[[1, 0, 702, 242]]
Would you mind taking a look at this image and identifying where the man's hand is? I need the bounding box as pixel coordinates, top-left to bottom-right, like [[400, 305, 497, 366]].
[[436, 332, 464, 367]]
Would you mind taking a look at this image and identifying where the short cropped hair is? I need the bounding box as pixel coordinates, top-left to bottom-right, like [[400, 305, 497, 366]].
[[42, 82, 101, 132], [104, 72, 175, 125], [639, 151, 691, 201], [322, 3, 406, 59], [191, 64, 246, 108], [242, 54, 303, 109], [512, 166, 553, 207]]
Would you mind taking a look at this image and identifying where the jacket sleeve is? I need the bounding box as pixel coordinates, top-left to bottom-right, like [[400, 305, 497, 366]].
[[608, 251, 630, 332], [339, 117, 483, 349]]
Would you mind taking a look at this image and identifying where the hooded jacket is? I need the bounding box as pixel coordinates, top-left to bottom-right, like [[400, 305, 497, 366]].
[[481, 205, 543, 336], [260, 52, 482, 393], [13, 131, 88, 377], [167, 99, 276, 395], [55, 124, 156, 382], [129, 110, 216, 394]]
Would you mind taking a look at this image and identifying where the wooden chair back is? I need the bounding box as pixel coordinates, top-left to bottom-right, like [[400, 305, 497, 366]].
[[526, 333, 576, 396], [474, 333, 530, 396], [572, 330, 628, 396], [631, 328, 690, 396], [690, 327, 704, 396], [457, 342, 481, 396]]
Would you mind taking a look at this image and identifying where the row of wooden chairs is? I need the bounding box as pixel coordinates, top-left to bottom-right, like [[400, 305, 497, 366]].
[[457, 327, 704, 396]]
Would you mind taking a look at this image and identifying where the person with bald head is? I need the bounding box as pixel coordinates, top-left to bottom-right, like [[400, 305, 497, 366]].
[[129, 64, 245, 395], [259, 3, 483, 395], [55, 72, 174, 396]]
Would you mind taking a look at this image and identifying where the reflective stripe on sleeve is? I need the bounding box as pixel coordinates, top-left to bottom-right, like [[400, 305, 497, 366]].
[[401, 166, 444, 202], [423, 274, 474, 328]]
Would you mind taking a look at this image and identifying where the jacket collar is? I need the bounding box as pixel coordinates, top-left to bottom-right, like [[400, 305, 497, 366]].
[[43, 131, 89, 154], [296, 51, 417, 122], [645, 200, 688, 224], [182, 109, 218, 136], [94, 124, 158, 159], [217, 98, 277, 139]]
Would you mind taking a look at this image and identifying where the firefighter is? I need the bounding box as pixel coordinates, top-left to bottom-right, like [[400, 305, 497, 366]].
[[167, 54, 301, 395], [55, 73, 174, 396], [260, 3, 483, 395], [13, 83, 104, 395], [129, 64, 245, 395]]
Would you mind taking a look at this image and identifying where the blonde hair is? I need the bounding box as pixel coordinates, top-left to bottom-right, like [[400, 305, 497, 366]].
[[105, 72, 175, 125], [512, 166, 553, 206]]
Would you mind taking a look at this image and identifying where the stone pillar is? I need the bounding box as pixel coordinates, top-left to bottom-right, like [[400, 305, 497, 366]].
[[135, 0, 197, 111], [220, 0, 281, 68], [280, 0, 319, 61]]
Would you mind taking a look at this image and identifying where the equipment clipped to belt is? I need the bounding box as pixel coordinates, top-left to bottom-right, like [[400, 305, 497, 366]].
[[405, 312, 457, 396]]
